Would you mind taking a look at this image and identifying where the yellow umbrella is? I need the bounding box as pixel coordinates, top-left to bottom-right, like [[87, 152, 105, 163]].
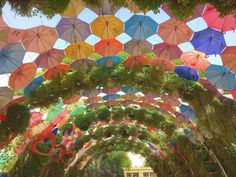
[[91, 16, 123, 39], [65, 42, 94, 59], [61, 0, 85, 17]]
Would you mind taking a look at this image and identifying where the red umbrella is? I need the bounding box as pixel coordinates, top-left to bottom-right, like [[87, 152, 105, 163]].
[[22, 26, 58, 53], [123, 56, 149, 68], [158, 18, 193, 45], [221, 46, 236, 74], [153, 42, 182, 60], [43, 64, 70, 80], [35, 49, 65, 68], [8, 28, 25, 43], [95, 39, 122, 56], [230, 87, 236, 99], [9, 63, 37, 90], [202, 4, 236, 32]]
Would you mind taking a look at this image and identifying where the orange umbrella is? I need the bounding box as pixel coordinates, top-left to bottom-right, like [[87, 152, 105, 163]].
[[0, 16, 9, 48], [156, 102, 175, 113], [22, 26, 58, 53], [149, 58, 175, 71], [125, 39, 152, 56], [158, 18, 193, 45], [34, 49, 65, 68], [95, 39, 122, 56], [43, 64, 70, 80], [221, 47, 236, 74], [65, 42, 94, 59], [123, 56, 149, 68], [91, 16, 123, 39], [181, 50, 210, 70], [61, 0, 85, 17], [8, 28, 25, 43], [9, 63, 37, 90]]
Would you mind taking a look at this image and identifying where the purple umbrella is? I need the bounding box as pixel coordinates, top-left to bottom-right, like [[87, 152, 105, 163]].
[[190, 28, 226, 55], [56, 17, 91, 43]]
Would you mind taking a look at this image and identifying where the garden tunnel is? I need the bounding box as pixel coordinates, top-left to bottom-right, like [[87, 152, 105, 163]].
[[0, 0, 236, 177]]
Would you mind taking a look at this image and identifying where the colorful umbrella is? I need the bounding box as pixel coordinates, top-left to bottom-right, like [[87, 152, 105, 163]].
[[9, 63, 37, 90], [8, 28, 25, 43], [24, 76, 45, 97], [70, 58, 96, 70], [47, 101, 64, 121], [161, 92, 181, 106], [199, 78, 223, 97], [123, 56, 149, 68], [29, 112, 43, 128], [153, 42, 182, 60], [103, 94, 120, 101], [91, 16, 123, 39], [121, 86, 138, 94], [63, 94, 81, 104], [95, 39, 122, 56], [157, 18, 193, 45], [89, 0, 119, 15], [0, 16, 9, 48], [180, 50, 210, 70], [202, 4, 236, 32], [22, 26, 57, 53], [96, 56, 123, 67], [190, 28, 226, 55], [44, 64, 70, 80], [34, 49, 65, 69], [206, 65, 236, 90], [221, 47, 236, 74], [230, 87, 236, 99], [175, 66, 199, 81], [125, 39, 152, 56], [56, 17, 90, 43], [125, 15, 158, 40], [61, 0, 85, 17], [0, 87, 13, 109], [149, 58, 175, 71], [65, 42, 94, 59], [179, 104, 196, 121], [0, 43, 25, 74]]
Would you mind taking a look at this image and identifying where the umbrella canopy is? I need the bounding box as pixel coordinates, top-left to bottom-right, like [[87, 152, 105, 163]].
[[95, 39, 122, 56], [103, 94, 120, 101], [123, 56, 149, 68], [0, 43, 25, 74], [179, 104, 196, 121], [65, 42, 94, 59], [0, 16, 9, 48], [221, 47, 236, 74], [153, 42, 182, 60], [206, 65, 236, 90], [8, 28, 25, 43], [29, 112, 43, 128], [70, 58, 96, 70], [24, 76, 45, 97], [181, 50, 210, 70], [44, 64, 70, 80], [125, 15, 158, 40], [56, 17, 90, 43], [89, 0, 119, 15], [9, 63, 37, 90], [175, 66, 199, 81], [230, 87, 236, 99], [190, 28, 226, 55], [47, 101, 64, 121], [96, 56, 123, 67], [0, 87, 13, 109], [34, 49, 65, 68], [157, 18, 193, 45], [124, 39, 152, 56], [61, 0, 85, 17], [91, 16, 123, 39], [121, 86, 138, 94], [202, 4, 236, 32], [22, 26, 58, 53], [161, 92, 181, 106], [149, 58, 175, 71]]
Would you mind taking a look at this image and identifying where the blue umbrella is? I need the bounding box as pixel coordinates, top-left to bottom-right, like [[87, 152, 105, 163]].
[[179, 104, 196, 121], [121, 86, 138, 94], [24, 76, 45, 97], [175, 66, 199, 81], [0, 43, 25, 74], [103, 94, 120, 101], [183, 128, 192, 137], [190, 28, 226, 55], [96, 56, 123, 67], [125, 15, 158, 40], [206, 65, 236, 90]]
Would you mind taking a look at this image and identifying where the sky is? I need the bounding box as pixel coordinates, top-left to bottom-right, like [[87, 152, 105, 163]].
[[1, 2, 236, 87]]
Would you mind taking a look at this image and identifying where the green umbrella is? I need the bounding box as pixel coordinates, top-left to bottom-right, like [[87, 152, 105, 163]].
[[69, 105, 87, 116], [47, 101, 64, 121], [0, 87, 13, 108]]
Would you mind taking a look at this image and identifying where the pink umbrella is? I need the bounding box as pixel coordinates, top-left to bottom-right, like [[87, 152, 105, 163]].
[[8, 28, 25, 43], [34, 49, 65, 68], [180, 50, 210, 70], [202, 4, 236, 32], [124, 39, 152, 56], [22, 26, 58, 53], [153, 42, 182, 60], [29, 112, 43, 128]]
